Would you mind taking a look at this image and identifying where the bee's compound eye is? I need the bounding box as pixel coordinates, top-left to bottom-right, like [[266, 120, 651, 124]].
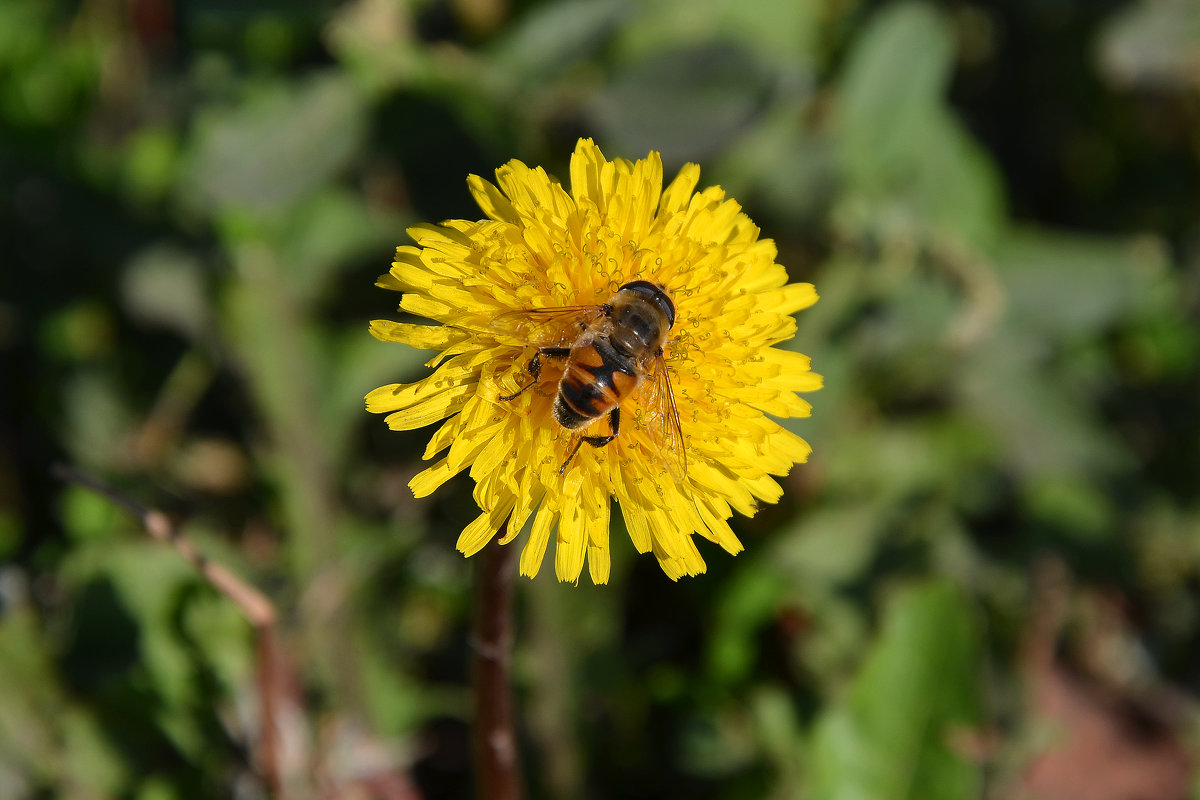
[[619, 280, 675, 328]]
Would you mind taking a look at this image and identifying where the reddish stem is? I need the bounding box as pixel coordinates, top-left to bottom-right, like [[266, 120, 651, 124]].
[[472, 536, 522, 800]]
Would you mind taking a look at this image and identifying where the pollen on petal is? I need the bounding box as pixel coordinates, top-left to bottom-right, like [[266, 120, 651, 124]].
[[383, 388, 473, 431], [369, 320, 466, 351], [365, 357, 479, 414]]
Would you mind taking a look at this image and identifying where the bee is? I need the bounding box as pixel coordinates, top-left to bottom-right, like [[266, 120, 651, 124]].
[[494, 280, 686, 477]]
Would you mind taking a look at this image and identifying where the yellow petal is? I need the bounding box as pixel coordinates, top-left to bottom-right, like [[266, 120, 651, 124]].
[[520, 505, 558, 578], [554, 499, 588, 583], [383, 387, 473, 430], [410, 457, 459, 498], [369, 320, 466, 350], [456, 494, 516, 556]]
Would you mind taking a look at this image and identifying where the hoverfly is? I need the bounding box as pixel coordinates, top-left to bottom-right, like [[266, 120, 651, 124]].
[[494, 280, 686, 477]]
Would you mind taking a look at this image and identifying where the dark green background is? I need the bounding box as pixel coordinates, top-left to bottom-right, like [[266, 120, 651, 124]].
[[2, 0, 1198, 797]]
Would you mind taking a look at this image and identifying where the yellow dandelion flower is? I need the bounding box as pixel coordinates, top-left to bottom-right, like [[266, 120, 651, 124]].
[[368, 138, 821, 583]]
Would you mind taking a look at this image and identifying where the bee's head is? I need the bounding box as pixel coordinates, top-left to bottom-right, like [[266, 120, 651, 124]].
[[618, 280, 676, 328]]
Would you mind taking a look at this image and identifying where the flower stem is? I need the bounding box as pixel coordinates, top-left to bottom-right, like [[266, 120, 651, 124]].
[[472, 535, 522, 800]]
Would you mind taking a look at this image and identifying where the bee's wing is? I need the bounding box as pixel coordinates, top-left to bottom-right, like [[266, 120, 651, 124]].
[[490, 305, 608, 349], [637, 353, 688, 482]]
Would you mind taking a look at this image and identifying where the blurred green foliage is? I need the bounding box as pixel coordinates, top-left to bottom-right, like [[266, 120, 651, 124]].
[[2, 0, 1200, 798]]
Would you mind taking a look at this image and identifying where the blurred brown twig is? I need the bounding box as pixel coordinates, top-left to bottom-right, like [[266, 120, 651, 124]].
[[52, 463, 285, 795]]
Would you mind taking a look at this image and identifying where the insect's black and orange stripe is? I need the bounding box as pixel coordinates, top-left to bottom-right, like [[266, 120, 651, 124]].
[[554, 340, 640, 430]]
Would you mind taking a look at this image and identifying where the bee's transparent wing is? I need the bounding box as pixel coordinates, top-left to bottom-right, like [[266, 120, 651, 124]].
[[489, 305, 608, 349], [636, 353, 688, 482], [489, 304, 608, 401]]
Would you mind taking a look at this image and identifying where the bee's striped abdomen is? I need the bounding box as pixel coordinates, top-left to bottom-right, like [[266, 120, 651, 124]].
[[554, 341, 639, 430]]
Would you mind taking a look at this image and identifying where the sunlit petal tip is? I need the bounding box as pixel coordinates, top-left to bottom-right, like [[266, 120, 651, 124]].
[[587, 546, 611, 585], [375, 272, 403, 292], [467, 174, 518, 224]]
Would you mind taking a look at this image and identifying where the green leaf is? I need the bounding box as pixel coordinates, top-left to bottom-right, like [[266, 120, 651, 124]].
[[120, 126, 181, 206], [181, 73, 367, 218], [277, 189, 400, 306], [993, 227, 1167, 338], [712, 106, 833, 222], [120, 245, 211, 342], [325, 0, 428, 94], [772, 505, 883, 585], [908, 110, 1005, 248], [589, 41, 773, 163], [58, 540, 250, 766], [61, 708, 131, 796], [705, 566, 788, 684], [61, 484, 124, 543], [1022, 476, 1115, 540], [0, 610, 66, 792], [809, 581, 981, 800], [615, 0, 822, 72], [489, 0, 630, 86], [834, 3, 1004, 248], [838, 2, 953, 190], [957, 332, 1130, 479], [61, 369, 134, 467]]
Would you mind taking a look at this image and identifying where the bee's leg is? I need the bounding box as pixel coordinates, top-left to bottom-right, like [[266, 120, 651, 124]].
[[498, 347, 571, 401], [558, 408, 620, 475], [581, 406, 620, 448]]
